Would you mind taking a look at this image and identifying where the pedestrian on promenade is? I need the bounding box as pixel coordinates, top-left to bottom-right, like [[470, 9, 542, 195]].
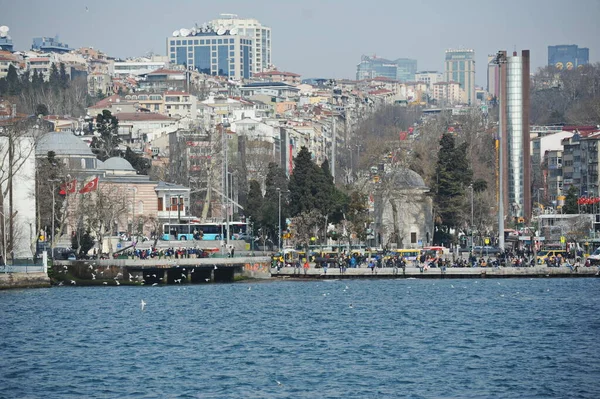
[[303, 258, 309, 275]]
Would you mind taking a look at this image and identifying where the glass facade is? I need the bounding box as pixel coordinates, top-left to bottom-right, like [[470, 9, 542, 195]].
[[444, 50, 475, 105], [167, 34, 252, 79], [548, 45, 589, 69], [506, 56, 524, 217], [356, 56, 417, 81]]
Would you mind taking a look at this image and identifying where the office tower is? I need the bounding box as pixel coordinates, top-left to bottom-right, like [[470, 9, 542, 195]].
[[210, 14, 271, 73], [356, 55, 417, 81], [167, 26, 253, 80], [548, 45, 589, 70], [444, 49, 475, 105], [487, 54, 499, 99], [498, 50, 531, 220]]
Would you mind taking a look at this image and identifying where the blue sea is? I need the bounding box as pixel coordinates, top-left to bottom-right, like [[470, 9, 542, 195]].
[[1, 278, 599, 398]]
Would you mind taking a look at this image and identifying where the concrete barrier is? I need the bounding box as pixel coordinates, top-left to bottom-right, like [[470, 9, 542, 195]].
[[0, 272, 51, 289]]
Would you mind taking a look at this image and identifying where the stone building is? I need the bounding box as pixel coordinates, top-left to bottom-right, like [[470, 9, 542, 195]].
[[375, 168, 434, 249]]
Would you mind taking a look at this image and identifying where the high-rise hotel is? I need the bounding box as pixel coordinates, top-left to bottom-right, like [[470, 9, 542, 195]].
[[166, 15, 271, 80], [444, 49, 476, 105]]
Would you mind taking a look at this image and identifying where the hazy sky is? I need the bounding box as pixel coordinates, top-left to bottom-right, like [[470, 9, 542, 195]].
[[2, 0, 599, 85]]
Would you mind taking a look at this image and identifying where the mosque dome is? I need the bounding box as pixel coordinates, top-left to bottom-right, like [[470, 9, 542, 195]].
[[36, 132, 94, 157], [390, 168, 427, 189], [101, 157, 135, 171]]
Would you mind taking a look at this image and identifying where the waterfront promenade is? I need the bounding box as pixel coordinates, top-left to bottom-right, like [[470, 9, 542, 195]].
[[271, 264, 600, 279]]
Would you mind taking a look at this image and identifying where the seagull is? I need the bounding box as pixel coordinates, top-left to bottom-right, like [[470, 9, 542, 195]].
[[248, 286, 251, 291], [190, 269, 195, 273], [63, 265, 68, 269], [181, 273, 186, 278], [349, 304, 353, 308], [70, 280, 76, 285], [103, 282, 108, 285], [451, 284, 455, 288], [141, 299, 146, 310], [214, 265, 218, 270], [152, 283, 158, 286], [175, 279, 181, 284], [116, 280, 120, 286], [345, 285, 349, 290], [276, 380, 283, 386], [86, 6, 89, 12], [91, 273, 96, 280], [205, 278, 210, 282], [129, 273, 133, 280], [88, 265, 93, 269], [58, 281, 63, 286], [152, 274, 157, 278]]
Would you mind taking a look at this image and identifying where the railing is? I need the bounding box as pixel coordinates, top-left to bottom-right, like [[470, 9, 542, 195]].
[[0, 264, 46, 273]]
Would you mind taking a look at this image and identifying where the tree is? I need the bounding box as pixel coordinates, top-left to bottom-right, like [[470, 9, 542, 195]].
[[71, 229, 95, 257], [35, 103, 49, 117], [5, 64, 20, 95], [90, 110, 120, 161], [49, 63, 61, 92], [431, 133, 473, 244], [59, 63, 69, 89], [245, 180, 263, 229], [124, 147, 150, 175], [563, 185, 579, 214]]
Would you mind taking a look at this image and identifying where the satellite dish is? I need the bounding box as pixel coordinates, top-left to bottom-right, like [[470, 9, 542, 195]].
[[180, 28, 190, 37], [0, 26, 8, 38], [172, 30, 180, 37], [229, 27, 238, 35], [217, 27, 226, 36], [191, 27, 197, 35]]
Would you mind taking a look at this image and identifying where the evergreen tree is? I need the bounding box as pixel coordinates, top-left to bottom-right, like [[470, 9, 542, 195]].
[[19, 71, 31, 93], [288, 146, 319, 216], [31, 69, 43, 89], [431, 133, 473, 244], [5, 64, 20, 95], [90, 110, 121, 161], [245, 180, 263, 229], [49, 63, 60, 92], [563, 185, 579, 214], [124, 147, 150, 175], [59, 63, 69, 89], [35, 103, 49, 117]]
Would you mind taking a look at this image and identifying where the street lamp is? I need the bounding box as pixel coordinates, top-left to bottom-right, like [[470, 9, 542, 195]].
[[469, 184, 474, 248], [277, 188, 281, 252]]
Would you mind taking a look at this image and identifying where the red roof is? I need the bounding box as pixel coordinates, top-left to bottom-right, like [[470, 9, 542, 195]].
[[88, 95, 124, 109], [368, 89, 393, 95], [147, 68, 185, 75], [114, 112, 174, 121]]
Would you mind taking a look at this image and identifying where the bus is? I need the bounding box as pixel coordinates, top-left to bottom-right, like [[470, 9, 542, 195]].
[[388, 249, 421, 261], [162, 222, 248, 241], [162, 223, 222, 241]]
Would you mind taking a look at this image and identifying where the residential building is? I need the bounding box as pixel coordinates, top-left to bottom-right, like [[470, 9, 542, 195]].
[[487, 54, 499, 99], [580, 133, 600, 198], [544, 149, 564, 204], [166, 29, 253, 80], [209, 14, 272, 73], [27, 57, 53, 79], [356, 55, 417, 82], [87, 72, 112, 96], [139, 68, 188, 92], [240, 81, 300, 99], [431, 81, 462, 105], [548, 44, 589, 70], [31, 36, 71, 53], [163, 91, 198, 118], [415, 71, 443, 91], [531, 131, 574, 199], [253, 69, 301, 85], [113, 56, 168, 77], [444, 49, 476, 105], [498, 50, 531, 220], [0, 52, 17, 78]]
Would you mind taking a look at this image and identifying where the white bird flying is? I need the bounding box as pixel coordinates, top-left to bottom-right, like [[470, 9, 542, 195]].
[[141, 299, 146, 310]]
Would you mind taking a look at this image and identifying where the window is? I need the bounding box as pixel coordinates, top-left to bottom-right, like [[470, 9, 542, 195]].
[[411, 232, 417, 244], [138, 200, 144, 214], [158, 197, 163, 211]]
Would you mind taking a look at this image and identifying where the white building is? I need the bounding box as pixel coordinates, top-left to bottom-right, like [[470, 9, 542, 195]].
[[209, 14, 272, 73], [113, 56, 168, 77], [415, 71, 443, 91], [0, 123, 39, 260]]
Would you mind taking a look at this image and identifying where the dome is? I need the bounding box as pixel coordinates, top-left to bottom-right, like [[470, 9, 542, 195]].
[[102, 157, 135, 171], [36, 132, 94, 157], [391, 168, 427, 189]]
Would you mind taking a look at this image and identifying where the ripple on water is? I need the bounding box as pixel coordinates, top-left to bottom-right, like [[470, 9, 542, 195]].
[[0, 279, 599, 398]]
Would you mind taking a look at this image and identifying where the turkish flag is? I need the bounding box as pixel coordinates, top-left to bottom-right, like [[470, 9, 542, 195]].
[[59, 179, 77, 195], [79, 177, 99, 194]]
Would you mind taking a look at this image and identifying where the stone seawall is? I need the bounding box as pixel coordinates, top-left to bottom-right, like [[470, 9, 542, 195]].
[[0, 272, 51, 289]]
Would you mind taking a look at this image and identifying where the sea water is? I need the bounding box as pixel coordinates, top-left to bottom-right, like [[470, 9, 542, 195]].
[[1, 278, 599, 398]]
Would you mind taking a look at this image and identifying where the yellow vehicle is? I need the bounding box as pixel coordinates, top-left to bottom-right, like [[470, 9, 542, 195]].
[[536, 250, 566, 265]]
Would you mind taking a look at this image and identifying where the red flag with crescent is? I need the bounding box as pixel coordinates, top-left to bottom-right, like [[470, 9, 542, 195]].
[[59, 179, 77, 195], [79, 177, 99, 194]]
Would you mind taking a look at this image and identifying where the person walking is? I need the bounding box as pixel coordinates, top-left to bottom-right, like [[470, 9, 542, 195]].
[[303, 258, 310, 276]]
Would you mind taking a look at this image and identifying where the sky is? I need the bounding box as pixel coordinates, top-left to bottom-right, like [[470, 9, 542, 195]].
[[2, 0, 599, 86]]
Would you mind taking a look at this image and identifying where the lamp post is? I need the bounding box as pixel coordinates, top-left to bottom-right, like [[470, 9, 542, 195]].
[[469, 184, 474, 248], [0, 210, 6, 265], [277, 188, 281, 252]]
